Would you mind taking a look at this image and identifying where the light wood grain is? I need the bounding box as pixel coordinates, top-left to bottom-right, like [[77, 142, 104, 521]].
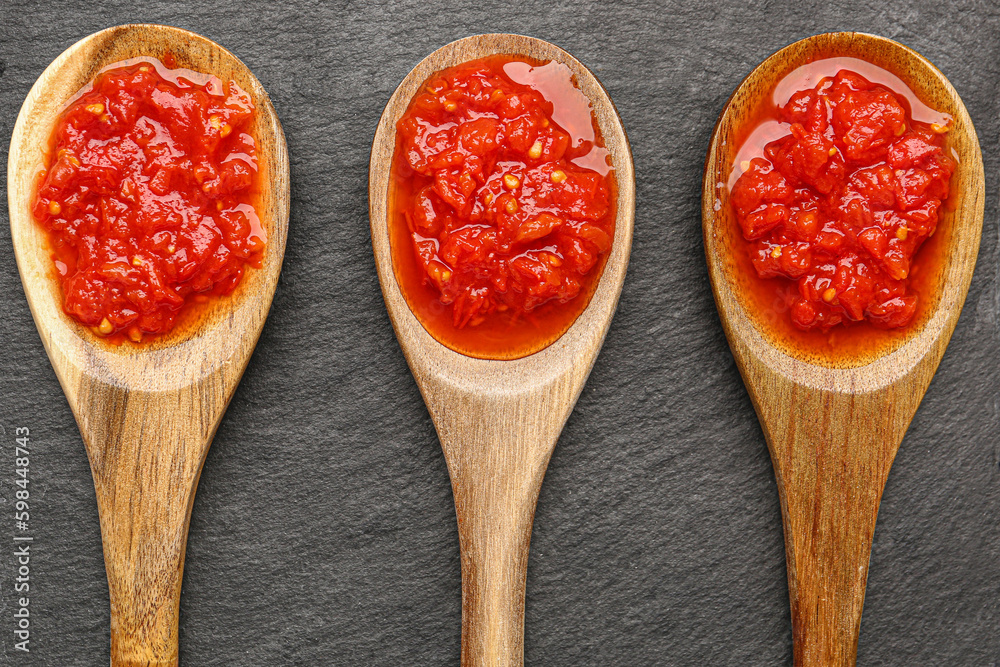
[[369, 34, 635, 666], [702, 32, 983, 665], [7, 24, 289, 666]]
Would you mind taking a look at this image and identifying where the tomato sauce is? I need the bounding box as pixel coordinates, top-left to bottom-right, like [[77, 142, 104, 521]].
[[389, 55, 616, 359], [729, 58, 955, 350], [31, 55, 263, 344]]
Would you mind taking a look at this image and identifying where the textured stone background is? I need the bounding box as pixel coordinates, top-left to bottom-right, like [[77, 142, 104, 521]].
[[0, 1, 997, 665]]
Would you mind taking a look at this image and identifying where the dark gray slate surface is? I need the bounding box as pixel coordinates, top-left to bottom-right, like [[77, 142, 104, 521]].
[[0, 1, 997, 665]]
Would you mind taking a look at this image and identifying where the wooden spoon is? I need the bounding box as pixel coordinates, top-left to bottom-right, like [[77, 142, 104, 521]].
[[369, 34, 634, 666], [703, 32, 983, 665], [7, 24, 289, 666]]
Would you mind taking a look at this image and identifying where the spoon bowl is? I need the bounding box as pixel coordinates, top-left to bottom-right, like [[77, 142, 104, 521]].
[[8, 24, 289, 666], [369, 34, 634, 666], [703, 32, 983, 665]]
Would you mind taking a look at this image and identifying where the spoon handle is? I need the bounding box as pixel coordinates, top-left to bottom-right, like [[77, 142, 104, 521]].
[[758, 382, 912, 666], [453, 463, 540, 667], [430, 386, 564, 667], [77, 381, 214, 667]]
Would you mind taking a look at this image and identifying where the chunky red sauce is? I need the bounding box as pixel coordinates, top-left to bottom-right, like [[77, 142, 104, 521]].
[[730, 59, 955, 335], [32, 55, 263, 344], [389, 55, 615, 359]]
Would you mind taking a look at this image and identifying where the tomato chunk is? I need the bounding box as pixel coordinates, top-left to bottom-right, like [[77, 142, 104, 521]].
[[730, 68, 954, 332], [32, 56, 262, 343], [390, 56, 616, 358]]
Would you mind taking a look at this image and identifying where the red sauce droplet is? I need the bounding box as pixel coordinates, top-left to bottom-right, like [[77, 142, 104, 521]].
[[729, 61, 954, 343], [389, 55, 616, 359], [31, 56, 262, 344]]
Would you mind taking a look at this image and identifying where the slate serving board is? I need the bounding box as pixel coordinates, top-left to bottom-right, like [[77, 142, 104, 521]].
[[0, 1, 996, 665]]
